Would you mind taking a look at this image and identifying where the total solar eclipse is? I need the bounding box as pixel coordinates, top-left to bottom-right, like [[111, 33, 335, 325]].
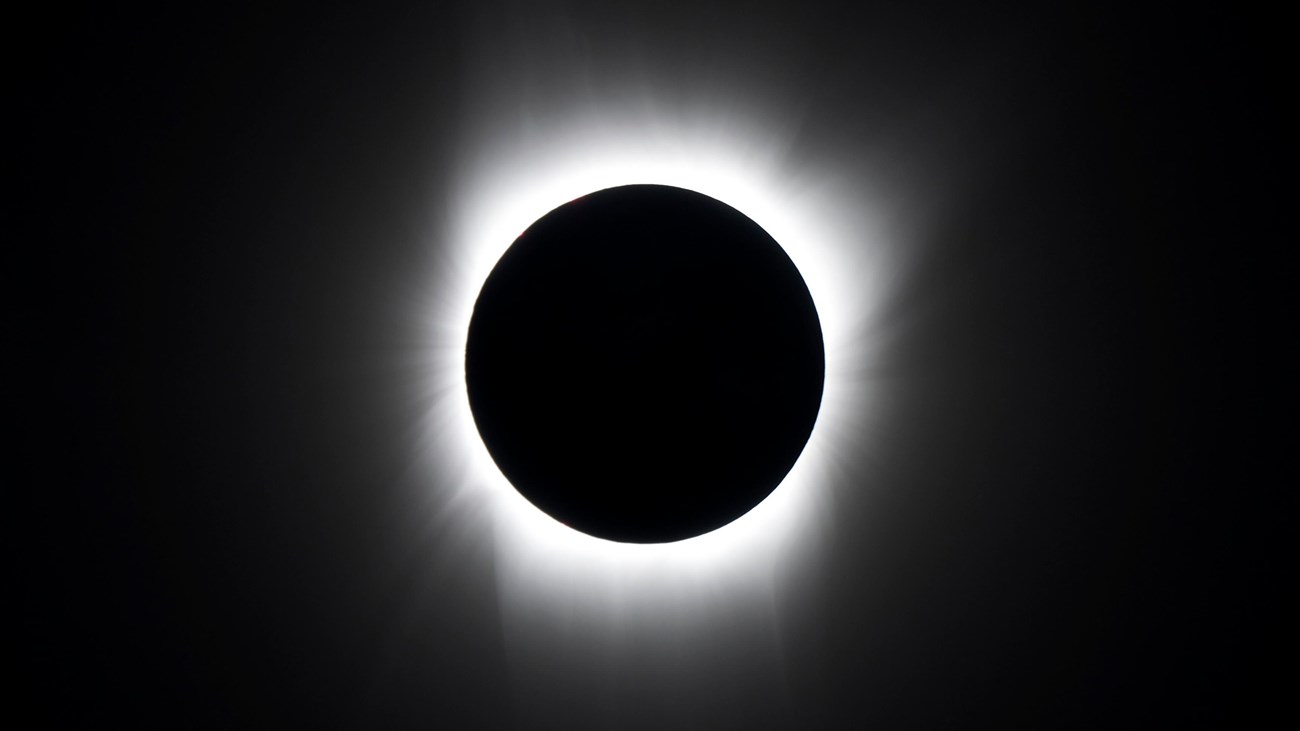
[[465, 184, 824, 543]]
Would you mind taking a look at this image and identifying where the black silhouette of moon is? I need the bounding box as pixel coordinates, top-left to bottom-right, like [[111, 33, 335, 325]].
[[465, 184, 824, 543]]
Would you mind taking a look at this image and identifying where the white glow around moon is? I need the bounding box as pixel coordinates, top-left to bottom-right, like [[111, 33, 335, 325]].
[[411, 103, 898, 632], [408, 20, 928, 638]]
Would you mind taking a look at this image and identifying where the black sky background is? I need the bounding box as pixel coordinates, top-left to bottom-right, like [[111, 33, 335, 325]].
[[17, 2, 1291, 728]]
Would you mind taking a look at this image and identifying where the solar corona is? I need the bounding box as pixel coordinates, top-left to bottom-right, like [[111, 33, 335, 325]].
[[421, 98, 886, 614]]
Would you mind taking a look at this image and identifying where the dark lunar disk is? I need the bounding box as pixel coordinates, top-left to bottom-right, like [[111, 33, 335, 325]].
[[465, 184, 824, 543]]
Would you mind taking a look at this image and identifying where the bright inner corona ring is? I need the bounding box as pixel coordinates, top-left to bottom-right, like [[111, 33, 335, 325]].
[[416, 96, 886, 624]]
